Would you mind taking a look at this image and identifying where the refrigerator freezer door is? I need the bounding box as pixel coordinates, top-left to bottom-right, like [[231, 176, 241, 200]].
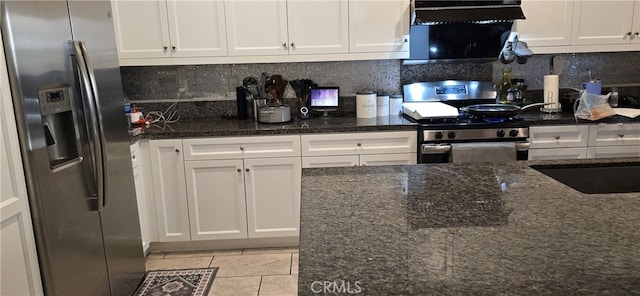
[[68, 1, 146, 295]]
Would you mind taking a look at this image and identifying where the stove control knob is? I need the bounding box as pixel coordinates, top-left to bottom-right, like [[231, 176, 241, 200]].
[[496, 129, 505, 138], [435, 132, 443, 140], [509, 129, 519, 137], [447, 131, 456, 139]]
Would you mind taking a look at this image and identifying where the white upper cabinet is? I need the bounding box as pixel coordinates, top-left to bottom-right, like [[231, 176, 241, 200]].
[[166, 0, 227, 57], [571, 0, 637, 45], [516, 0, 640, 53], [515, 0, 574, 47], [349, 0, 410, 53], [112, 0, 227, 60], [225, 0, 289, 56], [225, 0, 348, 56], [112, 1, 170, 59], [287, 0, 349, 55]]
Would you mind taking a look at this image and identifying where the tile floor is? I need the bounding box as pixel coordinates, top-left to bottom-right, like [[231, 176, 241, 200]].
[[144, 247, 299, 296]]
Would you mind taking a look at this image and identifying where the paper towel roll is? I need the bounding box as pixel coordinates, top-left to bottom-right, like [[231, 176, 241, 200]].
[[543, 75, 560, 110], [376, 95, 389, 117], [389, 95, 403, 116], [356, 92, 377, 118]]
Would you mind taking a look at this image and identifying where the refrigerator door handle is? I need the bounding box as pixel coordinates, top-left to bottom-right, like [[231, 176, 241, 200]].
[[70, 40, 106, 211]]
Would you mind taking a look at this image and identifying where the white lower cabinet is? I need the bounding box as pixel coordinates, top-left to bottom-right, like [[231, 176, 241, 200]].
[[149, 139, 190, 242], [150, 135, 302, 243], [528, 125, 590, 160], [528, 123, 640, 160], [587, 123, 640, 158], [301, 131, 417, 168], [244, 157, 301, 238]]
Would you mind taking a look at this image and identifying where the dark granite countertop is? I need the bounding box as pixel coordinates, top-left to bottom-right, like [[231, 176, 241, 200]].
[[133, 115, 418, 140], [298, 158, 640, 295], [130, 110, 639, 141]]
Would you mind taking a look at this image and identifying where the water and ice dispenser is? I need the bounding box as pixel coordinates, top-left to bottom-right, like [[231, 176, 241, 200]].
[[37, 84, 80, 168]]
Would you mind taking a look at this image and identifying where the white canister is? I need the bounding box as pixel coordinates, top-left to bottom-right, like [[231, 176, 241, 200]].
[[376, 94, 390, 117], [389, 95, 403, 116], [356, 92, 377, 118], [543, 75, 560, 110]]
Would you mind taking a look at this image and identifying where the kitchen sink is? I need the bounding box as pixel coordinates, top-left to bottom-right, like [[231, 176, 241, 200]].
[[530, 162, 640, 194]]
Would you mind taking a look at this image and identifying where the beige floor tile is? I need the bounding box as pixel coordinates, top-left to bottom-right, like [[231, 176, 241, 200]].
[[208, 276, 261, 296], [211, 254, 291, 277], [259, 275, 298, 296], [145, 257, 212, 271], [291, 253, 298, 275], [163, 249, 242, 259], [242, 247, 299, 255], [145, 252, 165, 259]]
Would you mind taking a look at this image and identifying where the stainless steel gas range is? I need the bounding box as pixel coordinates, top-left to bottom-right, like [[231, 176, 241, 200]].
[[402, 81, 530, 163]]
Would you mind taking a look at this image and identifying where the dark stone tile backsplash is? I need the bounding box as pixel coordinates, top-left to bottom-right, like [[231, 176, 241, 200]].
[[121, 51, 640, 116]]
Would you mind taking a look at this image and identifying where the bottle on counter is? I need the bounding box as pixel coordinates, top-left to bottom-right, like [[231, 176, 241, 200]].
[[497, 68, 513, 104]]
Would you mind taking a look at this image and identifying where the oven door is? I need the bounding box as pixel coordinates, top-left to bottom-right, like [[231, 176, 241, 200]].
[[420, 141, 530, 163]]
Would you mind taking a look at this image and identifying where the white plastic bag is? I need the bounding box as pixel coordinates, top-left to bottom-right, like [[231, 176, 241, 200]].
[[574, 91, 615, 121]]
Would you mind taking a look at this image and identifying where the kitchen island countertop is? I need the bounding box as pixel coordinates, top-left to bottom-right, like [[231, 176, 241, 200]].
[[298, 158, 640, 295]]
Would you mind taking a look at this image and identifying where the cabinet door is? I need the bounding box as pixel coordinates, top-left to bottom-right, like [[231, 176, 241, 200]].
[[166, 0, 227, 57], [287, 0, 349, 54], [360, 153, 416, 166], [184, 160, 248, 240], [302, 155, 359, 168], [529, 125, 589, 149], [244, 157, 301, 238], [132, 165, 151, 252], [349, 0, 410, 53], [225, 0, 289, 56], [571, 0, 636, 45], [528, 148, 588, 160], [515, 0, 573, 47], [588, 123, 640, 146], [111, 0, 171, 59], [587, 146, 640, 158], [149, 140, 190, 242]]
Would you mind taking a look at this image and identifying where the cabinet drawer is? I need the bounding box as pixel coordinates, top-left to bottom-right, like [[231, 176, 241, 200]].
[[588, 123, 640, 147], [587, 146, 640, 159], [183, 135, 301, 160], [301, 131, 417, 156], [529, 125, 589, 148], [528, 148, 588, 160], [302, 155, 359, 168]]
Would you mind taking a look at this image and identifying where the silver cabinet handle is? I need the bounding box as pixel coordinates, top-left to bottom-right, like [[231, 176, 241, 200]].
[[626, 32, 633, 36], [71, 41, 105, 211], [554, 136, 560, 140], [290, 42, 295, 47], [131, 154, 136, 159], [357, 143, 362, 147], [163, 46, 168, 51], [240, 146, 244, 151], [172, 45, 176, 51], [404, 38, 408, 43], [237, 168, 241, 173], [245, 168, 250, 172], [282, 42, 287, 48], [175, 148, 180, 153], [618, 133, 625, 138]]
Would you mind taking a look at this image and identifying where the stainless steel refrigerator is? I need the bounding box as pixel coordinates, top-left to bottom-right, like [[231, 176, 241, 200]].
[[1, 1, 145, 295]]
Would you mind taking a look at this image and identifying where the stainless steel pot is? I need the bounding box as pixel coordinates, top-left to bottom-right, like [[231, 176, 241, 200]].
[[258, 105, 291, 123]]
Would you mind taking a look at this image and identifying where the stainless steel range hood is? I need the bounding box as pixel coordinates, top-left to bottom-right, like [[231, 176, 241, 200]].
[[412, 0, 526, 25]]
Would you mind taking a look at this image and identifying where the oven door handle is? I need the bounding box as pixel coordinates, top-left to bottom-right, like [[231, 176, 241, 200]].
[[421, 144, 452, 154], [515, 141, 530, 151]]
